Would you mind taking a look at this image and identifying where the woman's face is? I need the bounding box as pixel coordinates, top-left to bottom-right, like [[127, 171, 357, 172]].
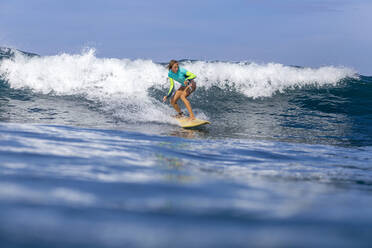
[[171, 63, 179, 73]]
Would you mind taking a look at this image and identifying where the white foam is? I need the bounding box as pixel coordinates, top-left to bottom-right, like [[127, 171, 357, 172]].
[[0, 49, 173, 123], [183, 61, 358, 97], [0, 49, 357, 122]]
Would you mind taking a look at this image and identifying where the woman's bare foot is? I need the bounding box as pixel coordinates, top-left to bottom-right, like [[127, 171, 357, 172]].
[[173, 112, 185, 119]]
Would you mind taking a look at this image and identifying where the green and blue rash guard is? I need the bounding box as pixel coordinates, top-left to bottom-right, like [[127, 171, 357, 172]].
[[166, 67, 196, 98]]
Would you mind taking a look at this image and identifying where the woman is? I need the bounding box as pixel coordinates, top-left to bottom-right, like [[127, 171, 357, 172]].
[[163, 60, 197, 120]]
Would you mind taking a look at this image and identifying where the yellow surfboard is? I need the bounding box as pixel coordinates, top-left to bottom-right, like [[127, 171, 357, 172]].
[[176, 117, 211, 128]]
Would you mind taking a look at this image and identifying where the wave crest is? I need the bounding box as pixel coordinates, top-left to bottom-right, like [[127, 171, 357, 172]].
[[0, 49, 358, 122], [184, 61, 358, 97]]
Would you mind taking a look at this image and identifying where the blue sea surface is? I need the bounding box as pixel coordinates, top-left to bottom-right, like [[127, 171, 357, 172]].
[[0, 48, 372, 247]]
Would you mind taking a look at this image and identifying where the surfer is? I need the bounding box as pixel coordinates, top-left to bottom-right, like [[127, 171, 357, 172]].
[[163, 60, 197, 120]]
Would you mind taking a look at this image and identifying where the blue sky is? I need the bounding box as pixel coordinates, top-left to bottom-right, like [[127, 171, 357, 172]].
[[1, 0, 371, 75]]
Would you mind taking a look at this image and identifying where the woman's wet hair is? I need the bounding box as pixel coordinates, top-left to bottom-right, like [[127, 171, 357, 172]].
[[167, 60, 178, 70]]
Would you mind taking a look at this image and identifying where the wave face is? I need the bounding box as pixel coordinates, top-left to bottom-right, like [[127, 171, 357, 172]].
[[0, 48, 371, 146]]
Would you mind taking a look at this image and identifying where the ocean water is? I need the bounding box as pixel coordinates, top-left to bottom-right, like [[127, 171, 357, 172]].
[[0, 47, 371, 247]]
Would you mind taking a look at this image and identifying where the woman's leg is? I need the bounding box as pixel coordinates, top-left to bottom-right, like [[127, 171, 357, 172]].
[[170, 90, 183, 114], [180, 91, 195, 120]]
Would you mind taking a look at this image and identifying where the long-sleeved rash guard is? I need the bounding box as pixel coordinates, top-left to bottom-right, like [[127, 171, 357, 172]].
[[166, 67, 196, 98]]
